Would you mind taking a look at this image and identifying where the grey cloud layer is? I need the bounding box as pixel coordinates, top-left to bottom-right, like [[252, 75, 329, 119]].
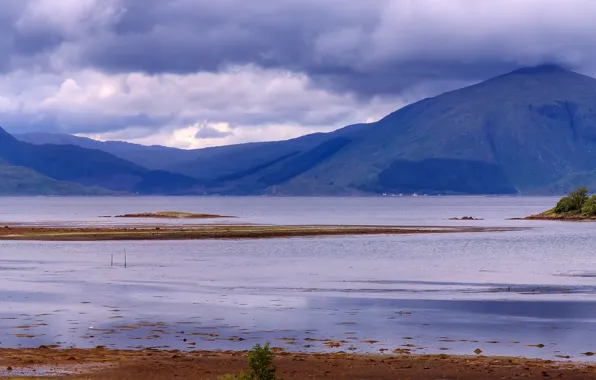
[[6, 0, 596, 96]]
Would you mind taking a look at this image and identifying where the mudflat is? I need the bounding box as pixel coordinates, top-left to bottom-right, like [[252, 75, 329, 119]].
[[0, 224, 512, 241], [1, 348, 596, 380]]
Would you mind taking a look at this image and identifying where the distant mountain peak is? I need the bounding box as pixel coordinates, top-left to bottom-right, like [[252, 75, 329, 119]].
[[0, 126, 17, 141], [509, 64, 571, 75]]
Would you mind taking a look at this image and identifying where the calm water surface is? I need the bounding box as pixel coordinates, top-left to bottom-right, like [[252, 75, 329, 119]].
[[1, 196, 595, 360]]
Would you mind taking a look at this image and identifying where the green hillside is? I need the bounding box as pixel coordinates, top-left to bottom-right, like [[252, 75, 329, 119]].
[[0, 161, 112, 195], [205, 64, 596, 195], [0, 127, 203, 194], [15, 132, 198, 171]]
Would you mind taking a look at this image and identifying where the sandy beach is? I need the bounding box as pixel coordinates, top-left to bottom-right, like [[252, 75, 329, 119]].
[[2, 348, 596, 379]]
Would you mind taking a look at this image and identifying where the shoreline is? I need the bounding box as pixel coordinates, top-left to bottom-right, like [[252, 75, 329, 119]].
[[0, 224, 517, 241], [1, 348, 596, 379], [522, 213, 596, 221]]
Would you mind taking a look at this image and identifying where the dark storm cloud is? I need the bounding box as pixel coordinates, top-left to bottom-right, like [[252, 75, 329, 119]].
[[0, 2, 63, 71], [5, 0, 596, 97], [60, 0, 596, 96], [81, 0, 380, 75]]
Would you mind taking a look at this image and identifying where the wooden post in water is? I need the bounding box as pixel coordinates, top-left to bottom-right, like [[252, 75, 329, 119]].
[[124, 249, 127, 268], [111, 254, 113, 267]]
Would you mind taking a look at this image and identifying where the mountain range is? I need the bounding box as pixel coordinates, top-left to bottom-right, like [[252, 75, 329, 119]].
[[0, 127, 203, 195], [7, 64, 596, 196]]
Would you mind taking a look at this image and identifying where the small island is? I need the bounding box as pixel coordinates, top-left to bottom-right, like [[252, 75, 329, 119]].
[[448, 216, 484, 221], [113, 211, 232, 219], [524, 186, 596, 220]]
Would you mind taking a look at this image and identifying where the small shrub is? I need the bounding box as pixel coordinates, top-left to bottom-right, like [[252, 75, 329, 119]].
[[217, 342, 277, 380], [247, 342, 277, 380], [582, 195, 596, 216]]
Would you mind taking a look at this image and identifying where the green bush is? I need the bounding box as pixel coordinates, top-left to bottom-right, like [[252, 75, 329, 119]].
[[553, 186, 589, 214], [568, 186, 589, 210], [247, 342, 277, 380], [582, 195, 596, 216], [554, 196, 576, 213], [218, 342, 277, 380]]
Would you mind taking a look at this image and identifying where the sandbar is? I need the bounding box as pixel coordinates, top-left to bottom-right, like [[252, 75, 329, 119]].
[[0, 224, 516, 241]]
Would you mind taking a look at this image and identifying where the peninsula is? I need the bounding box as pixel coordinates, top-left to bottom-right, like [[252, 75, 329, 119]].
[[523, 187, 596, 220]]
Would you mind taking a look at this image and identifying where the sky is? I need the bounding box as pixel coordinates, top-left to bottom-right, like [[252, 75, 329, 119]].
[[2, 0, 596, 149]]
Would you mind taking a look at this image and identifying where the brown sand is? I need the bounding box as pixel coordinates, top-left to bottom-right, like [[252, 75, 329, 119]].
[[0, 224, 510, 241], [1, 348, 595, 379]]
